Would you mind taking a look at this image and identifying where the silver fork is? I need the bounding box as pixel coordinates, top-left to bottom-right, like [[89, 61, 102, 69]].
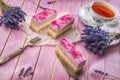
[[0, 37, 41, 65]]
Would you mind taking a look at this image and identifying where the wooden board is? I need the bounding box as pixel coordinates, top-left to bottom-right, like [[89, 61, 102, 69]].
[[0, 0, 120, 80]]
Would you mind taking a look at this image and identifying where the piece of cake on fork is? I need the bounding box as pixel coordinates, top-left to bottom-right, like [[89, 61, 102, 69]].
[[30, 9, 57, 32], [55, 38, 86, 75], [48, 14, 74, 39]]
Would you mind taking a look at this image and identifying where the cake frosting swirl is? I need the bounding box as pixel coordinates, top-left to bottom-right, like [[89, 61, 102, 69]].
[[59, 38, 85, 64], [30, 9, 57, 32], [33, 9, 57, 23], [50, 14, 74, 31]]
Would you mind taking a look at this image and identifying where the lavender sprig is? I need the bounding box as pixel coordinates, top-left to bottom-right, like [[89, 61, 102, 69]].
[[18, 67, 34, 79], [18, 68, 25, 78], [94, 69, 120, 79], [47, 1, 56, 4], [81, 25, 120, 55], [0, 0, 26, 30], [39, 6, 47, 10], [94, 69, 107, 75], [23, 67, 32, 77]]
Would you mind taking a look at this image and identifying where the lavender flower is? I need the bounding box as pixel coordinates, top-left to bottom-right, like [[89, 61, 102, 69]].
[[0, 0, 26, 29], [81, 25, 120, 55]]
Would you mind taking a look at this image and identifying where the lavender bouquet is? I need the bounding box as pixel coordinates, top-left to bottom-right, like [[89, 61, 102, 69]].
[[81, 25, 120, 55], [0, 0, 26, 29]]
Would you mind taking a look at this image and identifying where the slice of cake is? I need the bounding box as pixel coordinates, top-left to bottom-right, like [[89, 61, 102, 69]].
[[55, 38, 86, 74], [48, 14, 74, 39], [30, 9, 57, 32]]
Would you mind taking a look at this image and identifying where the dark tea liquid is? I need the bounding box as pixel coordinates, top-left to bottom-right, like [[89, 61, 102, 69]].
[[92, 4, 115, 18]]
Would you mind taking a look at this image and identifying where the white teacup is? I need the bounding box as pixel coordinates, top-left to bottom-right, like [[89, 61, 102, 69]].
[[89, 1, 119, 25]]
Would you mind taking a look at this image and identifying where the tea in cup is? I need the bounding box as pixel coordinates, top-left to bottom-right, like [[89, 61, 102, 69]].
[[89, 1, 119, 25]]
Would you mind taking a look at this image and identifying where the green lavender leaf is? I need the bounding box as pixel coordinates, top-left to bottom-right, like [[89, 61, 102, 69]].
[[0, 0, 10, 10], [109, 32, 120, 41]]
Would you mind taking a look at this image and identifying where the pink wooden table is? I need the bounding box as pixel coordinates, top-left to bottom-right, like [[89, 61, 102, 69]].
[[0, 0, 120, 80]]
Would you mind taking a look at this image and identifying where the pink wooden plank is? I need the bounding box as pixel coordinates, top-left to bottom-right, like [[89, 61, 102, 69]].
[[0, 0, 26, 80], [54, 0, 69, 14], [0, 31, 25, 80], [12, 47, 40, 80], [36, 0, 53, 13], [87, 53, 105, 80], [7, 0, 24, 6], [52, 58, 69, 80], [104, 0, 120, 79], [104, 45, 120, 78], [76, 0, 118, 80], [0, 0, 26, 55], [12, 0, 55, 80], [49, 0, 70, 80], [0, 26, 11, 55], [68, 0, 81, 28], [75, 0, 103, 80], [74, 0, 94, 79], [75, 1, 91, 80], [74, 43, 90, 80], [0, 0, 26, 56], [32, 0, 57, 79], [67, 0, 82, 80], [22, 0, 39, 16], [11, 0, 40, 80], [0, 0, 11, 56], [32, 46, 56, 80], [88, 0, 120, 79]]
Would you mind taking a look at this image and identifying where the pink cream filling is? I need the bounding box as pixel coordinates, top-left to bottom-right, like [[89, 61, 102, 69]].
[[50, 14, 74, 31], [33, 9, 57, 22], [59, 38, 85, 63]]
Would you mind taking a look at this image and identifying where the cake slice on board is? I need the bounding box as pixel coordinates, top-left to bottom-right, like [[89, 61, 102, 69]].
[[48, 14, 74, 39], [30, 9, 57, 32], [55, 38, 86, 77]]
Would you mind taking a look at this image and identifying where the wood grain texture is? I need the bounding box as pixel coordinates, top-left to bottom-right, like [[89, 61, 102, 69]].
[[77, 0, 107, 80], [32, 0, 57, 80], [50, 0, 70, 80], [32, 46, 56, 80], [11, 0, 40, 80], [104, 44, 120, 78], [76, 0, 119, 80], [75, 0, 93, 79], [104, 0, 120, 79], [67, 0, 82, 80], [0, 0, 120, 80], [0, 0, 11, 56], [12, 47, 40, 80], [0, 0, 25, 80], [68, 0, 81, 28], [52, 58, 69, 80]]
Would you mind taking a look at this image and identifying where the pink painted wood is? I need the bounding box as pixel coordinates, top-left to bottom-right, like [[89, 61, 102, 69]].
[[32, 46, 56, 80], [50, 0, 71, 80], [0, 0, 120, 80], [32, 0, 58, 80], [0, 0, 25, 80], [11, 0, 40, 80], [0, 0, 11, 56]]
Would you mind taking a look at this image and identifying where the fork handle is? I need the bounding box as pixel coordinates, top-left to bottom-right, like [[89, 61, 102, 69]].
[[0, 47, 25, 65]]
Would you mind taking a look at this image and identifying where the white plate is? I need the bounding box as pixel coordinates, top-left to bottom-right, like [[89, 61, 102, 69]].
[[78, 4, 120, 46]]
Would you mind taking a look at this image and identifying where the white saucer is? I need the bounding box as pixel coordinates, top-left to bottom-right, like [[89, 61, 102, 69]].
[[78, 4, 120, 46]]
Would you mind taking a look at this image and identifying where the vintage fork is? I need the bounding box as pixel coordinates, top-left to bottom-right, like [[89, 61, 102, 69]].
[[0, 37, 41, 65]]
